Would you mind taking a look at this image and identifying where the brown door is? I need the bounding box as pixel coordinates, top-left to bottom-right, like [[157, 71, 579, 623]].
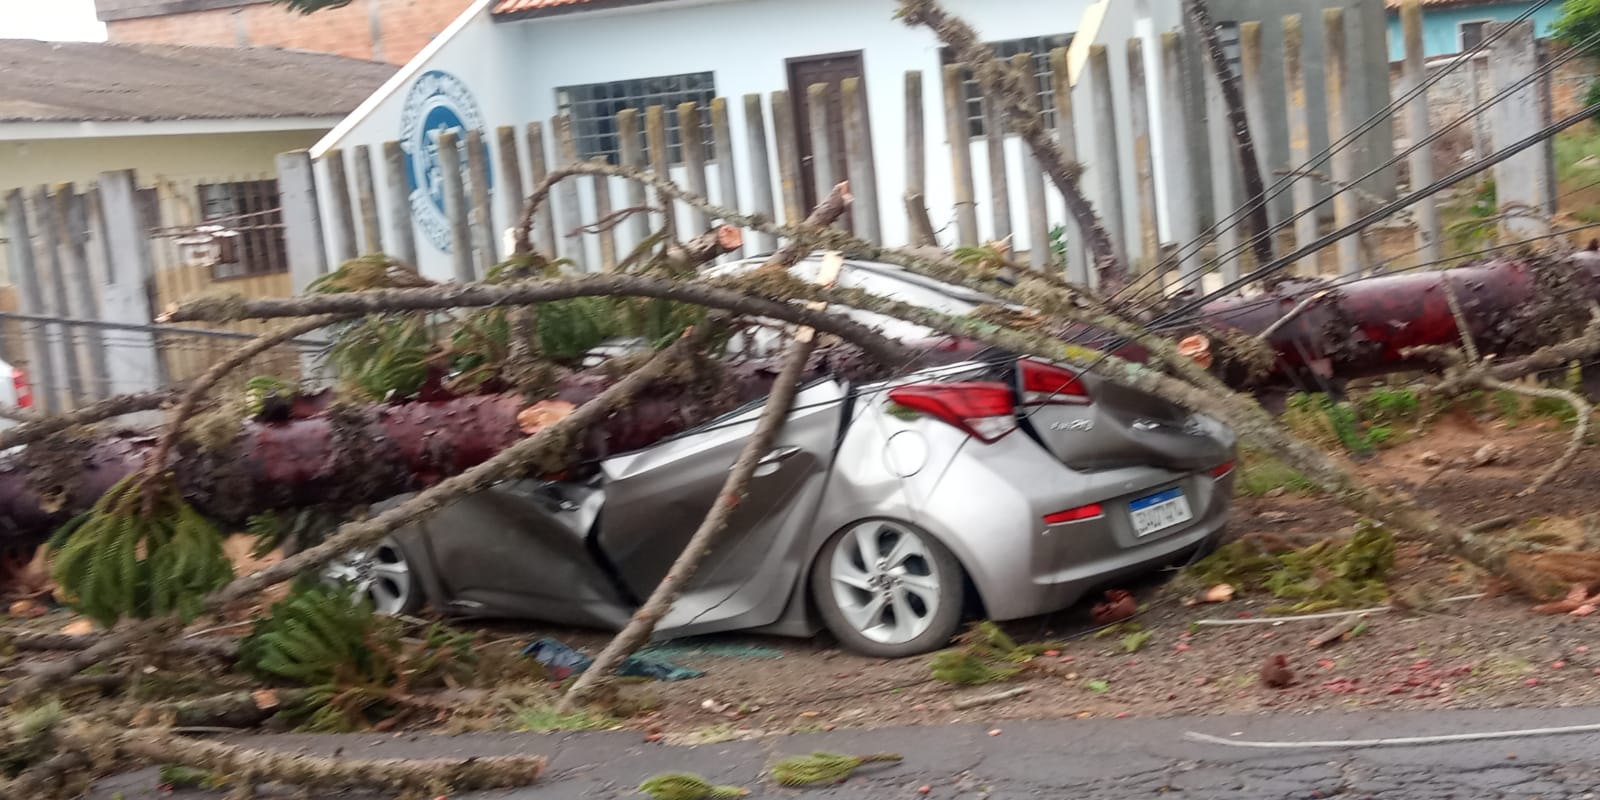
[[786, 51, 864, 217]]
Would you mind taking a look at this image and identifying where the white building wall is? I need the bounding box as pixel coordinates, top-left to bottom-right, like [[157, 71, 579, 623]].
[[317, 0, 1188, 283]]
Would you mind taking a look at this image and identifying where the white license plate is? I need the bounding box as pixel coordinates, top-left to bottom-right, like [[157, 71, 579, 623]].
[[1129, 488, 1193, 537]]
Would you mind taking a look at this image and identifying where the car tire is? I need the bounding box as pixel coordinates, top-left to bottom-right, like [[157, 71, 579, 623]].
[[810, 519, 966, 658], [322, 536, 425, 616]]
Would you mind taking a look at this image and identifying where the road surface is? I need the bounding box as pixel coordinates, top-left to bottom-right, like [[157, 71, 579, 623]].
[[91, 705, 1600, 798]]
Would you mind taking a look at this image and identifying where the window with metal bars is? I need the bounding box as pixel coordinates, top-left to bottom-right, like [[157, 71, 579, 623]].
[[1214, 21, 1244, 80], [556, 72, 718, 165], [195, 179, 288, 280], [939, 34, 1074, 139]]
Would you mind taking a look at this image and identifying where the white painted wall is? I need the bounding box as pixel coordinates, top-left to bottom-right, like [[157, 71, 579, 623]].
[[317, 0, 1194, 283]]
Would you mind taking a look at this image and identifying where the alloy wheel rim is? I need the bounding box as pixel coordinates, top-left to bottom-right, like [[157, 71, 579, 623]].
[[829, 521, 942, 644], [324, 540, 413, 614]]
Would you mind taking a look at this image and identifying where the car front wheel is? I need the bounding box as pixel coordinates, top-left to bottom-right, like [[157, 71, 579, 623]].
[[811, 519, 965, 658], [322, 537, 423, 615]]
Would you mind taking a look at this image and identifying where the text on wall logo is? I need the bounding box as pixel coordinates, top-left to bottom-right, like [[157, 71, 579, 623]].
[[400, 70, 492, 254]]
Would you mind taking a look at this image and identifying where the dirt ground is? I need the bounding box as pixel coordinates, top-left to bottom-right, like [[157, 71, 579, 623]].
[[13, 408, 1600, 744], [555, 412, 1600, 743]]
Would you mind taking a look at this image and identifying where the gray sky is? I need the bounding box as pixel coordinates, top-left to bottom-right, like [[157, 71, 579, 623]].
[[0, 0, 107, 41]]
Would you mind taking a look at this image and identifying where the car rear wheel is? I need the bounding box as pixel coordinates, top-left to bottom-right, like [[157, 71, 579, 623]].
[[811, 520, 965, 658], [322, 537, 423, 615]]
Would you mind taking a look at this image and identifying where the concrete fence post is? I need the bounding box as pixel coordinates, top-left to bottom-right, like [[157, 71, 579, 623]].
[[1324, 8, 1362, 276], [1489, 20, 1554, 241], [1400, 0, 1442, 264]]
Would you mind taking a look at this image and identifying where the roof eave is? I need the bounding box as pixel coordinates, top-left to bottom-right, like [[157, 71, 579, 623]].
[[492, 0, 673, 23], [0, 115, 349, 142]]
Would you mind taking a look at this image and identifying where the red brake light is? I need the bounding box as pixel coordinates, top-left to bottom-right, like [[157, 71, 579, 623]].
[[1044, 503, 1105, 525], [887, 381, 1018, 443], [11, 369, 30, 409], [1210, 461, 1235, 479], [1018, 359, 1089, 405]]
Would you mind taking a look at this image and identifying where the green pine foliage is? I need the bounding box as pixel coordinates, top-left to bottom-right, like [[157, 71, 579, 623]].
[[1184, 521, 1396, 613], [238, 581, 477, 731], [769, 753, 902, 787], [638, 772, 749, 799], [48, 478, 233, 628]]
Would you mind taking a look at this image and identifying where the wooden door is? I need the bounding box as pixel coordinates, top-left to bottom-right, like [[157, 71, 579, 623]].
[[786, 51, 865, 217]]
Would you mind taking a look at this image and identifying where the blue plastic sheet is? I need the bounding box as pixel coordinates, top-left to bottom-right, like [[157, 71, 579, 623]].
[[522, 637, 705, 682]]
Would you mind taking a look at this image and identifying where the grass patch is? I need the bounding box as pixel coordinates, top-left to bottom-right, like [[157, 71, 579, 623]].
[[514, 704, 618, 733], [1236, 449, 1320, 497], [1181, 521, 1396, 613]]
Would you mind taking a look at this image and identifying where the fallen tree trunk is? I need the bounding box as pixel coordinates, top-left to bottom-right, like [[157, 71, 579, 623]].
[[0, 342, 917, 547], [1140, 252, 1600, 394]]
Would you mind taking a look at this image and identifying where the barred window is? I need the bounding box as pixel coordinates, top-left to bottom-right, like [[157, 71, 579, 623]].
[[196, 179, 287, 280], [1214, 21, 1244, 80], [556, 72, 717, 165], [940, 34, 1074, 139]]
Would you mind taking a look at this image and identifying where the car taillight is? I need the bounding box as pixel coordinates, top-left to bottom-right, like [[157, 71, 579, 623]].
[[11, 369, 30, 409], [1018, 359, 1090, 406], [1210, 461, 1235, 478], [1044, 503, 1105, 525], [887, 381, 1018, 443]]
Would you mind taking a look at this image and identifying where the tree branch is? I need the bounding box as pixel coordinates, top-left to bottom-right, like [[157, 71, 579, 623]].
[[896, 0, 1127, 290], [160, 273, 916, 370], [558, 191, 852, 714]]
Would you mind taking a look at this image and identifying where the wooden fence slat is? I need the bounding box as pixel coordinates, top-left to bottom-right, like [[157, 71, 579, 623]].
[[551, 115, 585, 267], [94, 170, 163, 397], [1238, 21, 1277, 233], [806, 83, 838, 221], [941, 63, 979, 247], [645, 105, 678, 241], [278, 151, 330, 292], [677, 102, 711, 234], [1324, 8, 1361, 276], [436, 130, 475, 282], [525, 122, 558, 256], [1010, 54, 1050, 269], [841, 77, 882, 245], [495, 126, 527, 253], [379, 142, 417, 267], [465, 129, 498, 272], [742, 94, 778, 253], [1489, 20, 1553, 240], [983, 75, 1011, 244], [1085, 44, 1127, 271], [1126, 39, 1160, 273], [616, 109, 652, 250], [770, 91, 806, 227], [590, 158, 617, 270], [904, 71, 936, 247], [322, 148, 359, 263], [3, 188, 57, 413], [353, 144, 383, 255], [710, 97, 744, 258], [34, 185, 86, 409], [1159, 34, 1200, 281], [1399, 0, 1441, 264], [1050, 48, 1088, 284], [1203, 52, 1242, 283], [59, 187, 110, 399], [1282, 15, 1320, 276]]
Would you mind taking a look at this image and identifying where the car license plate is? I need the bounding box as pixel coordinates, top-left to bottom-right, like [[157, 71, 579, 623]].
[[1129, 488, 1193, 538]]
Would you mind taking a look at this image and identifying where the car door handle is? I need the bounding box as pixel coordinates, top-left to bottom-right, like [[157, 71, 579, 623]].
[[747, 446, 802, 477], [758, 446, 802, 466]]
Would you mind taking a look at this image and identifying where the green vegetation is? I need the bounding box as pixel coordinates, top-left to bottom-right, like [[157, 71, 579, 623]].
[[1183, 521, 1396, 613], [769, 753, 903, 787], [1235, 449, 1320, 497], [514, 705, 619, 733]]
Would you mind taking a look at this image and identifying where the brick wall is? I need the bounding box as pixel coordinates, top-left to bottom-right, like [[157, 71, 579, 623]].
[[105, 0, 476, 64], [1388, 45, 1600, 183]]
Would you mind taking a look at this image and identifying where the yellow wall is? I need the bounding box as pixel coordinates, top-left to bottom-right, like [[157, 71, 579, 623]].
[[0, 129, 329, 188], [0, 131, 321, 382]]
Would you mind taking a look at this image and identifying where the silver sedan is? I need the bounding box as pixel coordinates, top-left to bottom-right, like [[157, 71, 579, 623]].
[[327, 257, 1235, 657]]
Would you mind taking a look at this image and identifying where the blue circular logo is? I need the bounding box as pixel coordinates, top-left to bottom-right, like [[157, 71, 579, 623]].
[[400, 70, 491, 254]]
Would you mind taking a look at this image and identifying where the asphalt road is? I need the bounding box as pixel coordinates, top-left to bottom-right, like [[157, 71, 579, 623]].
[[91, 705, 1600, 799]]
